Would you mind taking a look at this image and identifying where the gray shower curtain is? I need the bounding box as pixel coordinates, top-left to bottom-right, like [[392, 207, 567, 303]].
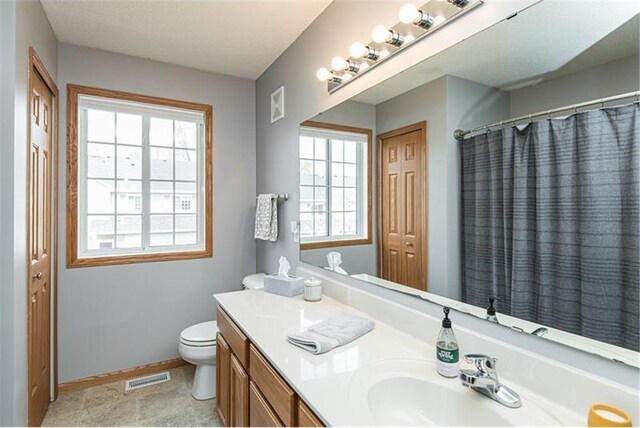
[[460, 103, 639, 351]]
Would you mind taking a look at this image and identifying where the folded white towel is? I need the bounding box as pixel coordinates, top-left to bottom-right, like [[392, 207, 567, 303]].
[[254, 194, 278, 241], [325, 251, 348, 275], [286, 314, 375, 354]]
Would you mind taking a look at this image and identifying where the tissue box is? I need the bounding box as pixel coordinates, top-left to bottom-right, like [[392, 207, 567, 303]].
[[264, 274, 304, 297]]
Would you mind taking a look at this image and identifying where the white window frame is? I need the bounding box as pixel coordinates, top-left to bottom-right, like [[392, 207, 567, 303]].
[[299, 125, 369, 246], [77, 95, 206, 258]]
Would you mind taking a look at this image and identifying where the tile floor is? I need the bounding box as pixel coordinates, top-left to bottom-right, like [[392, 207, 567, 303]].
[[42, 365, 223, 427]]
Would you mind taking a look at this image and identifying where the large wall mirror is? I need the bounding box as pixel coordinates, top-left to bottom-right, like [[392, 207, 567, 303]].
[[299, 1, 640, 367]]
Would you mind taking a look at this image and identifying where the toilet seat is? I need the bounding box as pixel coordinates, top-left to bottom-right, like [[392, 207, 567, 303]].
[[180, 321, 218, 347]]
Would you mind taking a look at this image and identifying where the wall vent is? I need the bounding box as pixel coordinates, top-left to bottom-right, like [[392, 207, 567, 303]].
[[124, 371, 171, 391]]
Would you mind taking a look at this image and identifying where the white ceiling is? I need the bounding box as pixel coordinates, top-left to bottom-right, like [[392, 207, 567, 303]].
[[40, 0, 332, 80], [353, 1, 640, 105]]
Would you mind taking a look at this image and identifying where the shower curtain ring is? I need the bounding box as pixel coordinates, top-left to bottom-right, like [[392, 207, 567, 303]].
[[528, 114, 533, 123]]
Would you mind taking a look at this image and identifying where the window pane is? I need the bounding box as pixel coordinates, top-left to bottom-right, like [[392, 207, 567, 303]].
[[299, 186, 314, 212], [175, 215, 197, 245], [344, 212, 357, 235], [87, 110, 114, 143], [87, 143, 114, 178], [314, 138, 326, 160], [332, 162, 344, 187], [300, 213, 313, 237], [331, 140, 343, 162], [344, 141, 357, 163], [331, 212, 344, 236], [150, 181, 173, 213], [300, 160, 314, 186], [116, 180, 142, 214], [299, 136, 313, 159], [116, 113, 142, 145], [150, 117, 173, 147], [314, 213, 327, 237], [87, 215, 114, 250], [314, 161, 326, 186], [331, 188, 344, 211], [116, 215, 142, 248], [175, 121, 197, 149], [314, 187, 327, 212], [87, 179, 115, 214], [175, 149, 197, 181], [344, 188, 357, 211], [175, 182, 197, 213], [150, 215, 173, 246], [150, 147, 174, 180], [116, 145, 142, 180], [344, 164, 356, 187]]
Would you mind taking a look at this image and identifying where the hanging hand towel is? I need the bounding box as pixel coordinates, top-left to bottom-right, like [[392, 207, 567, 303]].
[[286, 313, 375, 354], [255, 194, 278, 241]]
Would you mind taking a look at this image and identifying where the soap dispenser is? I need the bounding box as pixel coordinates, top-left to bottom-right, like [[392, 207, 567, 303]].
[[436, 307, 459, 378], [486, 297, 499, 323]]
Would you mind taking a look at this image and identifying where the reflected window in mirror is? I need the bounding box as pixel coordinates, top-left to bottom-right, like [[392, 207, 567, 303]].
[[299, 122, 372, 250]]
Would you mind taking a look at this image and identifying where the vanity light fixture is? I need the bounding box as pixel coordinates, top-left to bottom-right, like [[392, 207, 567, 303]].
[[349, 42, 380, 61], [371, 25, 405, 47], [317, 0, 483, 91], [399, 3, 435, 29]]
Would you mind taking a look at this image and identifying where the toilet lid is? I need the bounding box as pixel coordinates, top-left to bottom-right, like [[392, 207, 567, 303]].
[[180, 321, 218, 346]]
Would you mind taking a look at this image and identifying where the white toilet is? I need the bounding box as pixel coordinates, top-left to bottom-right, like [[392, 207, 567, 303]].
[[178, 273, 266, 400]]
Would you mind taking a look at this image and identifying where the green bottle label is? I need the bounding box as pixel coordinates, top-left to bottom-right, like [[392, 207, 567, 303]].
[[437, 346, 459, 364]]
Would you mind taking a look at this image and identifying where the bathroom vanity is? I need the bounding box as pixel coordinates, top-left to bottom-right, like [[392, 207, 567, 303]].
[[214, 272, 639, 426]]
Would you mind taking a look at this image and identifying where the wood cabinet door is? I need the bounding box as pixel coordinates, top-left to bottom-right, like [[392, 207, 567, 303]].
[[249, 382, 284, 427], [297, 400, 324, 427], [230, 353, 249, 427], [216, 334, 231, 426]]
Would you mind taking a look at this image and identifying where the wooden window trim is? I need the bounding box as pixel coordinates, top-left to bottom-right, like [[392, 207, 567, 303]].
[[66, 84, 213, 268], [299, 120, 372, 251]]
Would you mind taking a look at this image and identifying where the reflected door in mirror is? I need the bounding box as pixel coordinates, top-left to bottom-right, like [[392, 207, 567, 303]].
[[379, 122, 427, 291]]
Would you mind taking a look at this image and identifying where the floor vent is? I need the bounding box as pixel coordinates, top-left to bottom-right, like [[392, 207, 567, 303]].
[[125, 371, 171, 391]]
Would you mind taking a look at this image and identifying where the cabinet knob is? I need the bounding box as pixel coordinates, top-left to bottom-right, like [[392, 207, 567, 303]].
[[33, 272, 43, 280]]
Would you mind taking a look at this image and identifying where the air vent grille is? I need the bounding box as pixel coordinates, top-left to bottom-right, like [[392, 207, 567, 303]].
[[124, 371, 171, 391]]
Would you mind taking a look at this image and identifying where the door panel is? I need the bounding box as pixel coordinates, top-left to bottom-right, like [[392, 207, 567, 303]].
[[28, 70, 53, 426], [379, 124, 426, 291]]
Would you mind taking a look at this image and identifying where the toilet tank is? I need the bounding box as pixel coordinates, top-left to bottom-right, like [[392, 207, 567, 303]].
[[242, 273, 267, 290]]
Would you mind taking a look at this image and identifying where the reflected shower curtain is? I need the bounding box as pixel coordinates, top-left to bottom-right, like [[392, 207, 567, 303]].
[[460, 103, 639, 350]]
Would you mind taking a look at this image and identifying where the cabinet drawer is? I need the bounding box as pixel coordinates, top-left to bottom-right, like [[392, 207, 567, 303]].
[[297, 400, 324, 427], [217, 306, 249, 368], [249, 382, 284, 427], [249, 345, 296, 426]]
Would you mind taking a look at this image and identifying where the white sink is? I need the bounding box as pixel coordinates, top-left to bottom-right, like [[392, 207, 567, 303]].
[[348, 359, 564, 426]]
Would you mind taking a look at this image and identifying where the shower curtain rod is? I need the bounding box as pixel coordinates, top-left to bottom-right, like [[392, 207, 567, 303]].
[[453, 90, 640, 141]]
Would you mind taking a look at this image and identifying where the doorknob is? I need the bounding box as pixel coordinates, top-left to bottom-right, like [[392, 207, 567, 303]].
[[405, 242, 413, 247], [33, 272, 43, 280]]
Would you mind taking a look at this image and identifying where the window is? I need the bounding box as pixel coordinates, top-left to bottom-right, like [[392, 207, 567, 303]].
[[67, 85, 212, 267], [299, 121, 372, 249]]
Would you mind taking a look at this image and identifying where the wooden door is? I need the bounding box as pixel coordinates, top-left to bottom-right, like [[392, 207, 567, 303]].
[[28, 68, 53, 426], [378, 122, 427, 290], [216, 333, 231, 426], [249, 382, 284, 427], [230, 353, 249, 427]]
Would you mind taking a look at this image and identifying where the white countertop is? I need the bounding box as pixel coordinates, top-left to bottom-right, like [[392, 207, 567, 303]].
[[215, 289, 585, 426]]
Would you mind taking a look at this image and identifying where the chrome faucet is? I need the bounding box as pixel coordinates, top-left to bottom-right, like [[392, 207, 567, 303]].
[[459, 354, 522, 408]]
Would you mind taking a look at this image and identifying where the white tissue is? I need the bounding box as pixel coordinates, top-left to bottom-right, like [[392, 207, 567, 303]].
[[326, 252, 348, 275], [277, 256, 291, 278]]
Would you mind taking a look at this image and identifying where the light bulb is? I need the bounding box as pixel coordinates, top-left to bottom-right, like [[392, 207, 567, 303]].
[[316, 67, 332, 82], [350, 42, 367, 59], [399, 3, 420, 24], [331, 56, 347, 71], [371, 25, 390, 44], [434, 15, 446, 25]]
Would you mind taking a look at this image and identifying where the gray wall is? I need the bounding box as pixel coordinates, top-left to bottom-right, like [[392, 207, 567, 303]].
[[300, 100, 377, 276], [1, 0, 58, 425], [510, 55, 639, 116], [56, 44, 256, 383]]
